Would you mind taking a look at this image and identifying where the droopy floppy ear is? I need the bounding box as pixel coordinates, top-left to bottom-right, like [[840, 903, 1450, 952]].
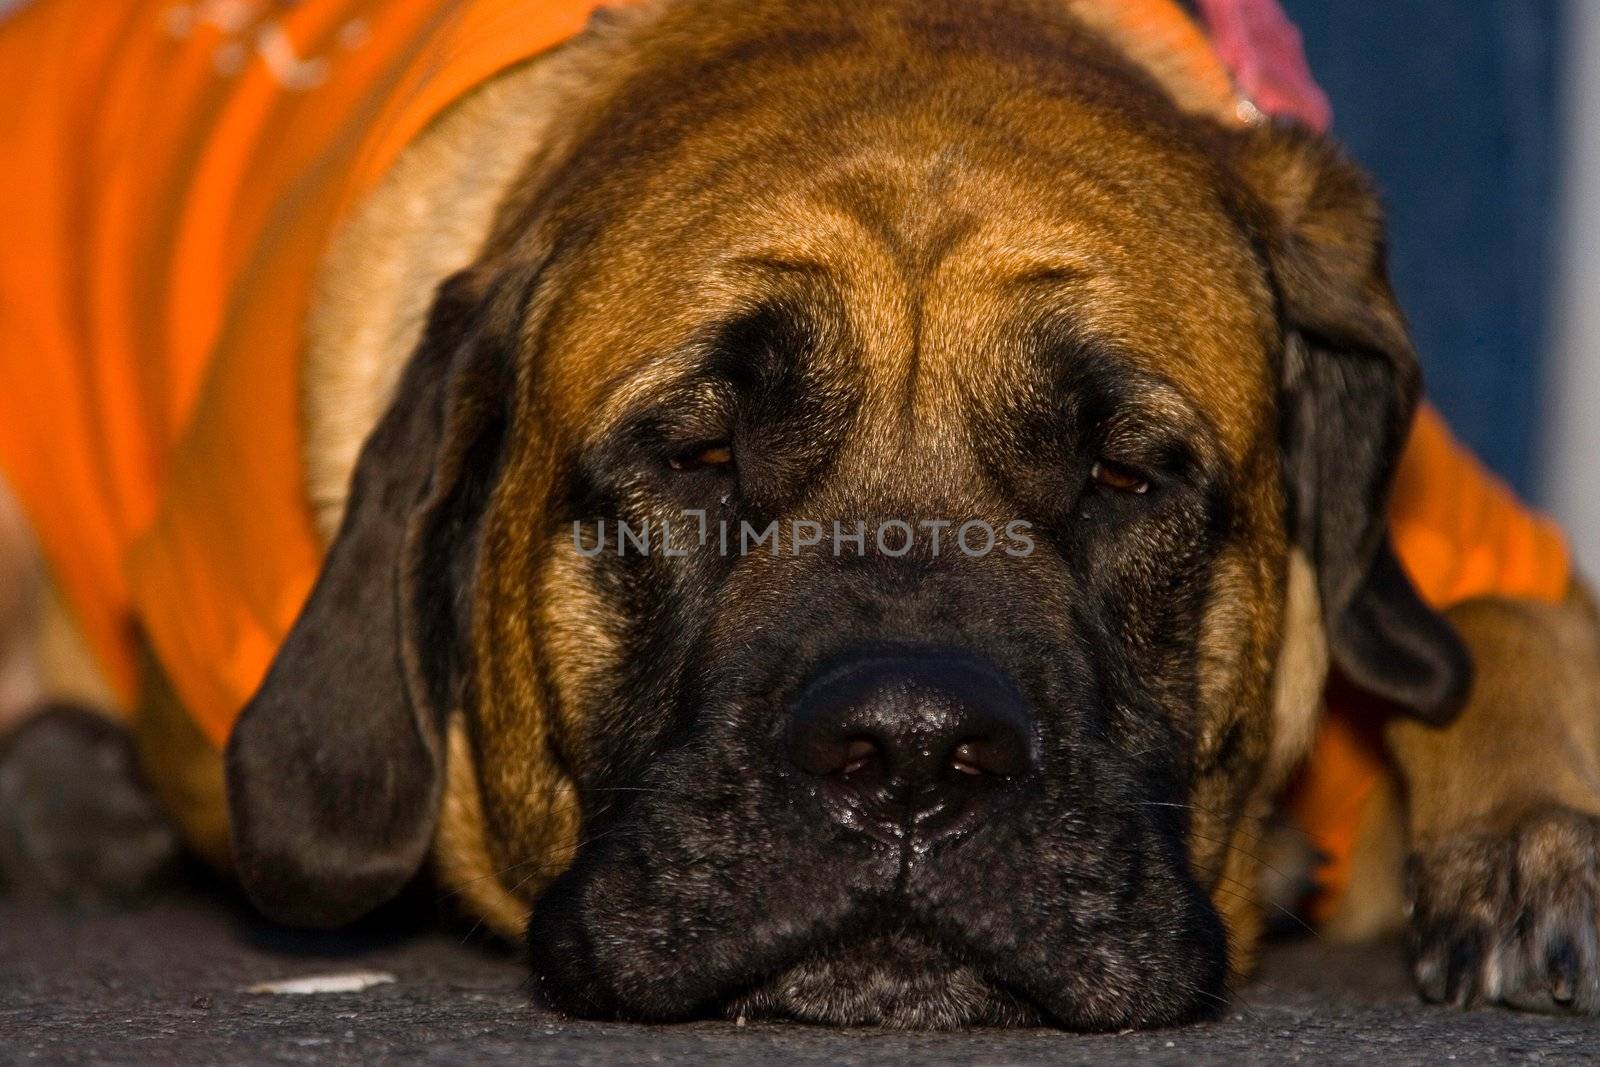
[[1236, 123, 1472, 724], [226, 266, 521, 927]]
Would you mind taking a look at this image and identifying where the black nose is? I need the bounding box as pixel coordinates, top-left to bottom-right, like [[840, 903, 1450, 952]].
[[786, 646, 1035, 841]]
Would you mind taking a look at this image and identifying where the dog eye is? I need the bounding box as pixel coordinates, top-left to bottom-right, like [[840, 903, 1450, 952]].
[[668, 442, 734, 472], [1090, 459, 1149, 494]]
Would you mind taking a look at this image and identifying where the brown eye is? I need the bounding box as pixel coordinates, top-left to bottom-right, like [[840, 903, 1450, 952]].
[[1091, 459, 1149, 495], [669, 442, 734, 472]]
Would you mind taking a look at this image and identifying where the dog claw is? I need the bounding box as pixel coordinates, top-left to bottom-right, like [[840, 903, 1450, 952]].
[[1548, 938, 1578, 1006], [1413, 952, 1447, 1004], [1407, 809, 1600, 1016], [1444, 937, 1483, 1008]]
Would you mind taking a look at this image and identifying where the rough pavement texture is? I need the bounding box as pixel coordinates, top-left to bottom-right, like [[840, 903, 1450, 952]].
[[3, 879, 1597, 1065]]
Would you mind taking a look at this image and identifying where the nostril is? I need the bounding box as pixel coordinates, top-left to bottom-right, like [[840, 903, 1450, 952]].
[[839, 737, 878, 777], [785, 646, 1037, 835], [791, 731, 884, 779], [950, 735, 1029, 778], [950, 741, 985, 777]]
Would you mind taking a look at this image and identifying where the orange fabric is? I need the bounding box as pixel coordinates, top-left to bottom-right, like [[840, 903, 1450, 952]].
[[1286, 406, 1572, 922], [1281, 686, 1387, 923], [1389, 405, 1571, 609], [0, 0, 621, 745], [1065, 0, 1243, 118]]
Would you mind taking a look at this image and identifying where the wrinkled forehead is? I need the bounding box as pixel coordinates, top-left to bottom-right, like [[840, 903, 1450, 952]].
[[534, 99, 1279, 462]]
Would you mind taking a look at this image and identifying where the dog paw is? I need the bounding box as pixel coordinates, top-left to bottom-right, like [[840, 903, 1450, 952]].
[[1407, 807, 1600, 1013], [0, 704, 181, 906]]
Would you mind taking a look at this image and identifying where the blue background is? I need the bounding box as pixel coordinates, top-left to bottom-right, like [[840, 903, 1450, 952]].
[[1279, 0, 1564, 497]]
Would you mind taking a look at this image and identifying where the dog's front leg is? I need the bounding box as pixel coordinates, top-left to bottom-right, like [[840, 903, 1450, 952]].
[[0, 474, 182, 904], [1386, 581, 1600, 1012]]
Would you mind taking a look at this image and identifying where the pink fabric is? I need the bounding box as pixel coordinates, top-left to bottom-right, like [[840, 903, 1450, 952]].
[[1194, 0, 1333, 132]]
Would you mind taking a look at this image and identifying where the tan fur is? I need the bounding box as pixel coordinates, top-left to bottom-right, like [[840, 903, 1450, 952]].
[[1265, 549, 1330, 787], [304, 64, 574, 543], [133, 650, 231, 875], [1211, 798, 1272, 975], [1387, 584, 1600, 838], [35, 581, 121, 716], [428, 543, 627, 937], [1328, 582, 1600, 945], [1323, 774, 1407, 941], [434, 716, 533, 938], [0, 472, 42, 733], [1189, 549, 1280, 889], [470, 485, 586, 917]]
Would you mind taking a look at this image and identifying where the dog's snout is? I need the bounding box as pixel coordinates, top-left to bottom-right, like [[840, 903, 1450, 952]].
[[786, 647, 1035, 838]]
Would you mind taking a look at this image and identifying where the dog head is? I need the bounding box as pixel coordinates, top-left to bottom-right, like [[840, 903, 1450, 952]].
[[227, 0, 1469, 1030]]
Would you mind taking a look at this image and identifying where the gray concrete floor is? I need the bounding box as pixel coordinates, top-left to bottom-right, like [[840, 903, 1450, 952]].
[[2, 879, 1597, 1065]]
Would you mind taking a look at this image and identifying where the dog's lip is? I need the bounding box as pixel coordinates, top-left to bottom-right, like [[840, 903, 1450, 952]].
[[716, 920, 1052, 1028]]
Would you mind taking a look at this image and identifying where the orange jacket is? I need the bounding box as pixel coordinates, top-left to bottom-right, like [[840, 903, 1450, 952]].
[[0, 0, 1571, 913], [0, 0, 625, 744]]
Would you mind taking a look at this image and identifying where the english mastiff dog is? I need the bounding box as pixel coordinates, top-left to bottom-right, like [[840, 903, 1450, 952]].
[[4, 0, 1600, 1031]]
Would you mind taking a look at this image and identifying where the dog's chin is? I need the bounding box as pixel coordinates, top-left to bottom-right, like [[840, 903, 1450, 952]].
[[724, 931, 1043, 1030]]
